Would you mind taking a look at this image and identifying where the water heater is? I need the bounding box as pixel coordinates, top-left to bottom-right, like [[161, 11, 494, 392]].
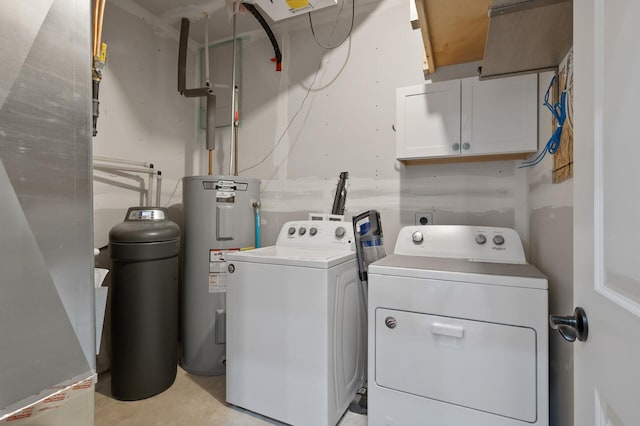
[[182, 175, 261, 375]]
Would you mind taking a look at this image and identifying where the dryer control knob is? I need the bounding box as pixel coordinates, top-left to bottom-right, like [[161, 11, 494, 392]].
[[335, 227, 346, 239], [412, 231, 424, 244], [309, 227, 318, 236], [288, 227, 296, 236], [299, 227, 307, 236], [493, 235, 505, 245], [475, 234, 487, 245]]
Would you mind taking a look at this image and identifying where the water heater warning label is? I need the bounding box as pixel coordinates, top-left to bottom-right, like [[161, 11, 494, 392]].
[[208, 249, 239, 293]]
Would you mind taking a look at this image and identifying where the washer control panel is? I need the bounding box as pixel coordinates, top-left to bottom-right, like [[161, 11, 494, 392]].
[[395, 225, 526, 264], [276, 220, 355, 250]]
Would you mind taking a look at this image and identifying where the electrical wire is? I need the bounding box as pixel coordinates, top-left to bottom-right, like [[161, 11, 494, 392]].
[[309, 0, 355, 50], [565, 49, 574, 132], [238, 0, 354, 174], [238, 67, 321, 175], [164, 177, 183, 207], [519, 74, 568, 169]]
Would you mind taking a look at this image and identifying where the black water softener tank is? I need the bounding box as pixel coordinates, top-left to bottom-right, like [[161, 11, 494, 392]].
[[109, 207, 180, 400]]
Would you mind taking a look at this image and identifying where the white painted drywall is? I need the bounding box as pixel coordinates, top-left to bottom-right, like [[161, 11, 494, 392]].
[[220, 0, 529, 247], [92, 3, 199, 247], [93, 0, 535, 252], [527, 70, 574, 426], [92, 4, 573, 423]]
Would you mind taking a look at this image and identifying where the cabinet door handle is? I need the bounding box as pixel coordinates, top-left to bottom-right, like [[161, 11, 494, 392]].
[[462, 142, 471, 150], [452, 143, 460, 151]]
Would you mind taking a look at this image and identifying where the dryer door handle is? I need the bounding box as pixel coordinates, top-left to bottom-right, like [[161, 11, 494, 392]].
[[432, 323, 465, 338]]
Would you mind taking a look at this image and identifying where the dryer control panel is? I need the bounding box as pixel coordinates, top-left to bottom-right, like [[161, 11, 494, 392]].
[[394, 225, 526, 264], [276, 220, 355, 251]]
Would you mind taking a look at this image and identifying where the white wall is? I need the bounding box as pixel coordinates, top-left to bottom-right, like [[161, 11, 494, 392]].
[[91, 3, 574, 424], [226, 0, 529, 247], [94, 0, 530, 249], [527, 70, 574, 426], [92, 3, 198, 247]]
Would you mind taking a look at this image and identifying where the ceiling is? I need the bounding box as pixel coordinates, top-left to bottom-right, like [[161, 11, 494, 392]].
[[131, 0, 219, 18], [115, 0, 375, 45], [115, 0, 269, 44]]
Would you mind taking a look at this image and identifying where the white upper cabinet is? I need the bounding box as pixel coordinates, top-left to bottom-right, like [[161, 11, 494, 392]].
[[396, 80, 461, 160], [396, 74, 538, 161], [461, 74, 538, 156]]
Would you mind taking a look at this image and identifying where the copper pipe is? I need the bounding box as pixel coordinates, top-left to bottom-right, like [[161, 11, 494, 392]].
[[208, 150, 213, 176], [96, 0, 106, 59], [233, 125, 238, 176], [93, 0, 100, 57]]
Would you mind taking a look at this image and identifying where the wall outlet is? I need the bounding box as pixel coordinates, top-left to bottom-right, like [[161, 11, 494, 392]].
[[415, 212, 434, 226]]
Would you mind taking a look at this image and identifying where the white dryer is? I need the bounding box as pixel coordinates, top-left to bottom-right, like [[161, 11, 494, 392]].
[[368, 225, 548, 426], [226, 220, 366, 426]]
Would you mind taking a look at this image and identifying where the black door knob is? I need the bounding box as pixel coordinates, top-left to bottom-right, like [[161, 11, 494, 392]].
[[549, 306, 588, 342]]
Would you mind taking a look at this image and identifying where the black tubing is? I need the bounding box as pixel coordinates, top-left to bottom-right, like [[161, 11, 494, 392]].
[[178, 18, 189, 93], [331, 171, 349, 215], [92, 79, 100, 137], [241, 3, 282, 71]]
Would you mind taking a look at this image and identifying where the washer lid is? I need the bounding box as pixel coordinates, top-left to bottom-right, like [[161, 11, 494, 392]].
[[369, 254, 547, 290], [226, 246, 355, 269]]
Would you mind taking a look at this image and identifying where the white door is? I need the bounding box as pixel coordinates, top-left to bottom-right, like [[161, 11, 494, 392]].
[[572, 0, 640, 424]]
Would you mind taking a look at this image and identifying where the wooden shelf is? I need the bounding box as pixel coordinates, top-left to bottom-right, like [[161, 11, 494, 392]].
[[413, 0, 492, 75], [401, 152, 531, 166]]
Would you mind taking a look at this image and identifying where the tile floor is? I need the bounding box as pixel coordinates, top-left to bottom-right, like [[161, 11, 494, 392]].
[[95, 367, 367, 426]]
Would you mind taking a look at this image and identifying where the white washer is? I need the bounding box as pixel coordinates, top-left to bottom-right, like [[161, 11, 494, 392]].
[[226, 220, 366, 426], [368, 225, 548, 426]]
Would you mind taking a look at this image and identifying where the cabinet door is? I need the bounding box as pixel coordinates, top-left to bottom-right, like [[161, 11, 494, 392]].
[[396, 81, 461, 160], [461, 74, 537, 156]]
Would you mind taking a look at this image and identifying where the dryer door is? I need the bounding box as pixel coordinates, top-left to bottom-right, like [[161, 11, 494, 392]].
[[375, 308, 538, 422]]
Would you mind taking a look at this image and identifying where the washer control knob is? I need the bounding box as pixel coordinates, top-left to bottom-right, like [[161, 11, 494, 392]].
[[288, 227, 296, 236], [309, 227, 318, 236], [475, 234, 487, 245], [493, 235, 505, 245], [412, 231, 424, 244], [299, 227, 307, 236], [335, 227, 346, 239]]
